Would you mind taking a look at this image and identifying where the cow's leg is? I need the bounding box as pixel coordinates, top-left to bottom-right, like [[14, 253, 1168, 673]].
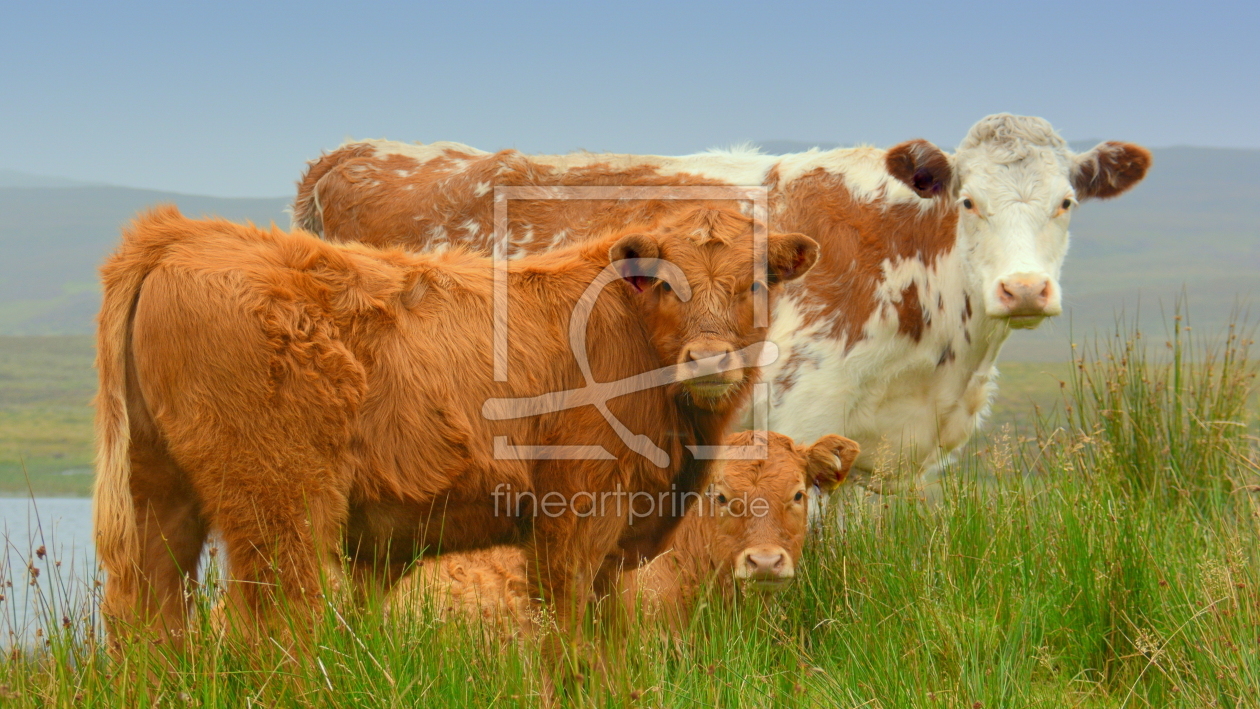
[[524, 501, 625, 684], [102, 409, 207, 646], [202, 464, 349, 640]]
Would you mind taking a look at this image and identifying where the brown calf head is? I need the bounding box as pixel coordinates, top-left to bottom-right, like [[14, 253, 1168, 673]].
[[605, 205, 818, 411], [702, 430, 859, 591]]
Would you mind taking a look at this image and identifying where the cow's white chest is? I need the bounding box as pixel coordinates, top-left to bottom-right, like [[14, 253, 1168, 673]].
[[756, 251, 1007, 492]]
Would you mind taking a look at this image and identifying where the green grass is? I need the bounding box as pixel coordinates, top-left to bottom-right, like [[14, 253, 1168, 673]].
[[0, 335, 95, 496], [0, 313, 1256, 706]]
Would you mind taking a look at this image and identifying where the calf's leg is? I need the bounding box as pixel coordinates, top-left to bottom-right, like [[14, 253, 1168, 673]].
[[101, 394, 207, 646], [202, 471, 349, 640]]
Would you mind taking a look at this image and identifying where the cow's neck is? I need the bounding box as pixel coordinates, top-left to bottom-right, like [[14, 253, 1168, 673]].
[[636, 499, 725, 597], [760, 226, 1015, 485], [519, 253, 744, 558]]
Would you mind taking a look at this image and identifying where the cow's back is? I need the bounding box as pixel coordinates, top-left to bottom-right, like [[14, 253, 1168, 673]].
[[296, 140, 785, 255]]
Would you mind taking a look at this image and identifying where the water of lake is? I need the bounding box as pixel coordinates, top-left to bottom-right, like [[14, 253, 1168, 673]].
[[0, 497, 97, 641]]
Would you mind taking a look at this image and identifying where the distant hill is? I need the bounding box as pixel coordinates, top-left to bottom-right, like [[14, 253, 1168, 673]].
[[755, 140, 843, 154], [0, 186, 288, 334], [0, 148, 1255, 358], [0, 169, 99, 189]]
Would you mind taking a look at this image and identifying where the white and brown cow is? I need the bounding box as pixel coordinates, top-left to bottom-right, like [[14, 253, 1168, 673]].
[[292, 114, 1151, 492]]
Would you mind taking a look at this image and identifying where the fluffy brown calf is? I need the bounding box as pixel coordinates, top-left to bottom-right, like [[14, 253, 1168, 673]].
[[93, 204, 818, 641], [390, 430, 859, 629]]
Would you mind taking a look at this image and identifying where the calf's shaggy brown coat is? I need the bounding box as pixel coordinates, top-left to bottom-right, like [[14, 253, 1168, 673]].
[[390, 430, 859, 629], [93, 205, 818, 641]]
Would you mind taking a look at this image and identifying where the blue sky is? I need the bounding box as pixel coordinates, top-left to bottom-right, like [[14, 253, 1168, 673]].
[[2, 0, 1257, 197]]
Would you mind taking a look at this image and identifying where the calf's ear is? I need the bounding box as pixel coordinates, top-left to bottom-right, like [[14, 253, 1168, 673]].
[[886, 139, 955, 198], [767, 233, 820, 285], [1071, 141, 1151, 200], [609, 233, 662, 291], [804, 435, 860, 493]]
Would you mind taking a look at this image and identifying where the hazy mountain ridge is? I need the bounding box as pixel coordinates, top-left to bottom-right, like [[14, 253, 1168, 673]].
[[0, 148, 1255, 360], [0, 169, 101, 189], [0, 185, 289, 334]]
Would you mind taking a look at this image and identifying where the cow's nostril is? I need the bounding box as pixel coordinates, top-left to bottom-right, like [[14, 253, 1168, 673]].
[[748, 552, 785, 573], [686, 347, 734, 365]]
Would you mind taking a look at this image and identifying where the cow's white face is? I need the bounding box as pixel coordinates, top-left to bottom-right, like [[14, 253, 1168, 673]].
[[886, 114, 1151, 330], [953, 135, 1077, 329]]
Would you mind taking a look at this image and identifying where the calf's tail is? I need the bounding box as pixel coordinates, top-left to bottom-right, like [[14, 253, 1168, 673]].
[[92, 205, 187, 591]]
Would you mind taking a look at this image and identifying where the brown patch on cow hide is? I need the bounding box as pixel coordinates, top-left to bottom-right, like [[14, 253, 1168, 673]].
[[772, 350, 820, 403], [768, 167, 956, 349], [895, 282, 927, 342], [293, 142, 379, 235]]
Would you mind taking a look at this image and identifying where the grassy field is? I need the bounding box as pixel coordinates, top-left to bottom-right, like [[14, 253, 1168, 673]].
[[0, 336, 95, 496], [0, 317, 1255, 706]]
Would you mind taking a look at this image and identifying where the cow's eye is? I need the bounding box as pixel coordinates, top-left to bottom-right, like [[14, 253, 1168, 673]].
[[1061, 198, 1072, 210], [962, 198, 974, 210], [716, 493, 728, 505], [750, 281, 764, 294], [659, 280, 672, 292], [793, 491, 805, 503]]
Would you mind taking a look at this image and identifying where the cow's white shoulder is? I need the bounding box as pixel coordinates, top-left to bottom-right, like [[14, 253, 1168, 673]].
[[346, 138, 491, 163], [773, 147, 922, 207]]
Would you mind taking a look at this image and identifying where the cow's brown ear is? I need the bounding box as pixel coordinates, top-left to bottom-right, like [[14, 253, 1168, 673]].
[[804, 434, 860, 493], [767, 232, 819, 285], [1072, 141, 1151, 200], [609, 233, 662, 291], [886, 139, 955, 199]]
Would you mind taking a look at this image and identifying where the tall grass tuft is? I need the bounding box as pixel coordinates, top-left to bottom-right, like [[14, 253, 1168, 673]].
[[1064, 302, 1256, 501]]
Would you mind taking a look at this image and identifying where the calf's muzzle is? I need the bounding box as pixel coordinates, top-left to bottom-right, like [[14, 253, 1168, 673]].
[[678, 338, 743, 399], [734, 544, 794, 591]]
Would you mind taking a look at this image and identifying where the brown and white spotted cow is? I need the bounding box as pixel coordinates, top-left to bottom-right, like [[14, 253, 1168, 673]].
[[292, 114, 1151, 493]]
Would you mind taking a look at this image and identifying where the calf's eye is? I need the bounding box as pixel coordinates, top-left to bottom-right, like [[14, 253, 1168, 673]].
[[793, 491, 805, 503], [716, 493, 728, 505], [750, 281, 763, 294], [659, 280, 672, 292], [962, 198, 974, 210]]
